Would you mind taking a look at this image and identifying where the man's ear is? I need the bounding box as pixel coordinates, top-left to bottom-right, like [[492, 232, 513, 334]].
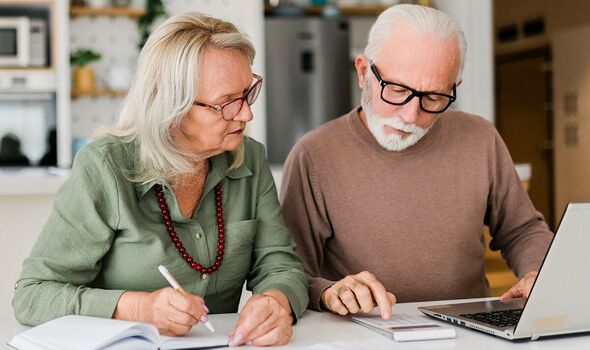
[[355, 54, 369, 90], [456, 78, 463, 87]]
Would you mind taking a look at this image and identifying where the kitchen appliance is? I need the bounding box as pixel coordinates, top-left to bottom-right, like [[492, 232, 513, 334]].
[[265, 17, 351, 164], [0, 17, 30, 67], [0, 72, 57, 166], [0, 16, 47, 67], [28, 19, 47, 67]]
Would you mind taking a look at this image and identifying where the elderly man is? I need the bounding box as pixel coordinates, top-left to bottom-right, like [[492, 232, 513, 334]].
[[280, 4, 553, 320]]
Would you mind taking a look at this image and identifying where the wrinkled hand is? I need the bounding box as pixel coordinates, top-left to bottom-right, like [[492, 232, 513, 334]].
[[228, 290, 293, 347], [500, 271, 539, 301], [321, 271, 396, 319], [113, 288, 208, 336]]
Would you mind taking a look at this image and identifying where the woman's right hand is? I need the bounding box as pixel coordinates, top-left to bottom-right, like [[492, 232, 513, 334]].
[[113, 287, 209, 336]]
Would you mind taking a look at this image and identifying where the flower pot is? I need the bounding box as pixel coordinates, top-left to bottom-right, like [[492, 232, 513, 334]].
[[73, 66, 96, 94], [86, 0, 108, 8]]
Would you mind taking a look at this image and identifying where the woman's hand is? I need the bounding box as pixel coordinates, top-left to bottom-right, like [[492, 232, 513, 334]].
[[228, 290, 293, 347], [113, 287, 209, 336]]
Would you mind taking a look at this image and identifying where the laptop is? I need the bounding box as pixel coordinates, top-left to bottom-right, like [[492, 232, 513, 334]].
[[419, 202, 590, 341]]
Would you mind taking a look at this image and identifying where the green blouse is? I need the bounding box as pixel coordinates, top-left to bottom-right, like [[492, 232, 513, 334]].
[[13, 135, 308, 326]]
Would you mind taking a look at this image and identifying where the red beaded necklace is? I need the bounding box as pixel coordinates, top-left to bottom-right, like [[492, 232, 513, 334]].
[[155, 183, 225, 279]]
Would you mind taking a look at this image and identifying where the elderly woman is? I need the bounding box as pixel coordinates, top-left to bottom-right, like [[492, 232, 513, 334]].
[[13, 12, 308, 347]]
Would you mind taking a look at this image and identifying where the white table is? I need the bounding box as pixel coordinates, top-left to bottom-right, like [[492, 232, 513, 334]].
[[2, 298, 589, 349]]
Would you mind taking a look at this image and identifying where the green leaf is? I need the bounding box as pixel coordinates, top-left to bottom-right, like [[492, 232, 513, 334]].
[[70, 49, 101, 66]]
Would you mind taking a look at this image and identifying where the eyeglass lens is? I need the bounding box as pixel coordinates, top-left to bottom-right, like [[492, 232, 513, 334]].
[[221, 79, 262, 120], [382, 85, 452, 113]]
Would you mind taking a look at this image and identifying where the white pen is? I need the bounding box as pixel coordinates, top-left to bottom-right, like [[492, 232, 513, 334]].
[[157, 265, 216, 333]]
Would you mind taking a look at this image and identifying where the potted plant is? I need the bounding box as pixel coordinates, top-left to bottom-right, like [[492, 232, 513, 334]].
[[70, 49, 101, 94], [138, 0, 167, 49]]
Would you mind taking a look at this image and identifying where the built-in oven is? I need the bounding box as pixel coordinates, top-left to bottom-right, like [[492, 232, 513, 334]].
[[0, 71, 57, 167]]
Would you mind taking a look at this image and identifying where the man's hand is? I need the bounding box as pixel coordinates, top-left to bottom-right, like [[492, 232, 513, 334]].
[[228, 290, 293, 347], [321, 271, 396, 319], [500, 271, 538, 301]]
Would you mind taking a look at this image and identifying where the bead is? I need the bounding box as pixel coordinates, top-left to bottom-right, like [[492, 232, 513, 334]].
[[156, 182, 225, 276]]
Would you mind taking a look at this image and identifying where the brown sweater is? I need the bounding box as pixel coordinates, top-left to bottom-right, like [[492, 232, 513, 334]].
[[280, 107, 554, 311]]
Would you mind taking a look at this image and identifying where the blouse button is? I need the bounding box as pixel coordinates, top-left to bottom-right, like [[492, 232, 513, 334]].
[[195, 232, 203, 240]]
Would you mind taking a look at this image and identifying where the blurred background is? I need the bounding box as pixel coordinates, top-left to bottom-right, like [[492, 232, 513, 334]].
[[0, 0, 589, 324]]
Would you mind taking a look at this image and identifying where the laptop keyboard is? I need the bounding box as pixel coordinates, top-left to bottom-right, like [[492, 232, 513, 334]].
[[460, 309, 522, 328]]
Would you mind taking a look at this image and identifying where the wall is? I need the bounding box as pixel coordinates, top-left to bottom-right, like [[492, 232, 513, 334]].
[[494, 0, 590, 221], [437, 0, 495, 122], [552, 25, 590, 221]]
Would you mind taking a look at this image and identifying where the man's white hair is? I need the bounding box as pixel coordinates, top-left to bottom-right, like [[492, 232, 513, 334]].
[[364, 4, 467, 81]]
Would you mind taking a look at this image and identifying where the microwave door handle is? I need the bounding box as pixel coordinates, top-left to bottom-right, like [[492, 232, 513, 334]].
[[0, 93, 52, 101]]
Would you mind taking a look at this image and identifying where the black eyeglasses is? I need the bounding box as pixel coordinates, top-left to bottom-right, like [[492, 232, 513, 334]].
[[369, 61, 456, 114], [193, 73, 263, 121]]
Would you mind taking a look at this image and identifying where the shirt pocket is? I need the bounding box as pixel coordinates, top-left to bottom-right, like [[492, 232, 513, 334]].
[[216, 219, 258, 290]]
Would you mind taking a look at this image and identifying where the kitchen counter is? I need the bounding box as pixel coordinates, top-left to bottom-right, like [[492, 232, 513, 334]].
[[0, 167, 69, 196]]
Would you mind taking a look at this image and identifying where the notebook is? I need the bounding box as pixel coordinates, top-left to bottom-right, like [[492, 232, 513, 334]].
[[351, 313, 455, 341], [7, 315, 229, 350], [419, 202, 590, 340]]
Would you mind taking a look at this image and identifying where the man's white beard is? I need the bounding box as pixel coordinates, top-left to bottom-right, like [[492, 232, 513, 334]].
[[361, 81, 434, 152]]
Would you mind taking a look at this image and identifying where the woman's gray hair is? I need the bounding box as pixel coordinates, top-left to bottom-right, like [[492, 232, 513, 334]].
[[364, 4, 467, 81], [101, 12, 255, 185]]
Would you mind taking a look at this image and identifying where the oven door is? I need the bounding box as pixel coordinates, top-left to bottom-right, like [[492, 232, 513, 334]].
[[0, 17, 31, 67], [0, 92, 56, 167]]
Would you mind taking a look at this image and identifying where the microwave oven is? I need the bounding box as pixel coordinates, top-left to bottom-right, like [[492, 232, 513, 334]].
[[0, 16, 47, 67]]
